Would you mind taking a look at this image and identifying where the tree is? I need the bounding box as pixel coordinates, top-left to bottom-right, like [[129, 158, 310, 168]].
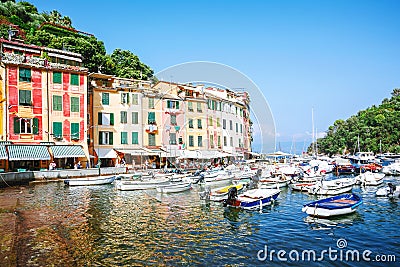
[[110, 48, 153, 79]]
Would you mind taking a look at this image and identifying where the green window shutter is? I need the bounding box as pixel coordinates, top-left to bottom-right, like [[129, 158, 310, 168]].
[[98, 112, 102, 125], [121, 132, 127, 144], [109, 132, 113, 145], [132, 112, 138, 124], [53, 95, 62, 111], [53, 72, 62, 84], [70, 74, 79, 85], [19, 68, 31, 82], [102, 93, 109, 105], [71, 97, 79, 112], [99, 131, 103, 144], [14, 117, 20, 134], [110, 113, 114, 125], [148, 112, 155, 123], [53, 122, 62, 138], [176, 101, 179, 109], [71, 123, 79, 140], [127, 93, 130, 104], [33, 118, 39, 134], [132, 132, 138, 144]]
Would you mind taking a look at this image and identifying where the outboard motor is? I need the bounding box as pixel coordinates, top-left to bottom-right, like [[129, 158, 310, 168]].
[[388, 183, 396, 196], [223, 187, 238, 207]]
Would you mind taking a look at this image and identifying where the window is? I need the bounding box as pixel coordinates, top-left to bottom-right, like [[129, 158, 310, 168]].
[[223, 119, 226, 129], [71, 97, 79, 112], [210, 135, 214, 148], [102, 92, 109, 105], [70, 74, 79, 86], [189, 119, 193, 128], [148, 112, 156, 124], [197, 119, 202, 129], [240, 124, 243, 133], [120, 111, 127, 123], [230, 137, 233, 146], [99, 131, 113, 145], [14, 118, 37, 134], [230, 120, 233, 130], [148, 98, 154, 108], [98, 112, 114, 125], [19, 68, 31, 82], [169, 132, 177, 145], [121, 132, 128, 144], [132, 112, 139, 124], [188, 102, 193, 111], [132, 94, 139, 105], [198, 136, 203, 147], [148, 133, 156, 146], [19, 90, 32, 106], [209, 117, 213, 126], [132, 132, 139, 144], [71, 123, 79, 140], [121, 93, 129, 104], [197, 102, 202, 112], [53, 72, 62, 84], [236, 123, 238, 133], [53, 122, 62, 138], [239, 138, 242, 148], [218, 136, 221, 148], [53, 95, 62, 111], [171, 115, 177, 125], [167, 100, 179, 109], [217, 118, 220, 127], [179, 137, 183, 144], [224, 136, 227, 146], [189, 135, 194, 147]]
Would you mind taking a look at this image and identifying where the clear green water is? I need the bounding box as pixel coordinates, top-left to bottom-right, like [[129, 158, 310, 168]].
[[4, 174, 399, 266]]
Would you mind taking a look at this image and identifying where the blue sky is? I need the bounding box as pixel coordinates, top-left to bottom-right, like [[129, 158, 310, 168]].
[[28, 0, 400, 150]]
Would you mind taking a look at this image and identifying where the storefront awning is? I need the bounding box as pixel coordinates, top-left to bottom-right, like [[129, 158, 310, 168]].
[[0, 145, 7, 159], [97, 148, 117, 159], [51, 145, 86, 158], [115, 148, 152, 156], [7, 145, 51, 161]]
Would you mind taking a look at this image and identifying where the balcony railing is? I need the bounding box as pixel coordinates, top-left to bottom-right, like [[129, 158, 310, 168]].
[[0, 52, 88, 72]]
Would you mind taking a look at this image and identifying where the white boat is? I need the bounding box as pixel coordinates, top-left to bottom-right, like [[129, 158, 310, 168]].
[[115, 177, 170, 191], [64, 175, 115, 186], [302, 193, 363, 217], [355, 171, 385, 186], [290, 181, 317, 192], [376, 183, 400, 197], [258, 173, 291, 189], [201, 170, 234, 184], [156, 182, 192, 193], [308, 178, 356, 195]]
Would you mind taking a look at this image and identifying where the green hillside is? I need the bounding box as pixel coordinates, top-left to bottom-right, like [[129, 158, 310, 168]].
[[310, 89, 400, 156], [0, 0, 153, 79]]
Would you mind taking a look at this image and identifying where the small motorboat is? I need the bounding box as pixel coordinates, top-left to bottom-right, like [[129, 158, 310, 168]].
[[308, 178, 356, 195], [290, 181, 317, 192], [206, 183, 244, 201], [156, 181, 192, 193], [376, 183, 400, 197], [223, 187, 280, 210], [355, 171, 385, 186], [115, 177, 170, 191], [64, 175, 116, 186], [302, 193, 362, 217], [258, 173, 291, 189]]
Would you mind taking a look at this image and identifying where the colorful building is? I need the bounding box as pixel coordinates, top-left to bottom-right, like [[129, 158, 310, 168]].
[[0, 38, 88, 171]]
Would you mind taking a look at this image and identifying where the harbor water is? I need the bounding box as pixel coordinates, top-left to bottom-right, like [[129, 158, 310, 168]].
[[1, 174, 399, 266]]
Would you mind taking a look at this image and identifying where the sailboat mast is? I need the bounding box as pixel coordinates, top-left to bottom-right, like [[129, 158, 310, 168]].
[[312, 108, 315, 157]]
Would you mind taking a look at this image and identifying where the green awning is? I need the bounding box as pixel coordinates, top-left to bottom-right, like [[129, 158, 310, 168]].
[[7, 145, 51, 161], [51, 145, 86, 158], [0, 145, 7, 159]]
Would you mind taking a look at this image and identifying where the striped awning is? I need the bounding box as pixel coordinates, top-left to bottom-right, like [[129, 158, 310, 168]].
[[7, 145, 51, 161], [0, 145, 7, 159], [97, 148, 117, 159], [51, 145, 86, 158]]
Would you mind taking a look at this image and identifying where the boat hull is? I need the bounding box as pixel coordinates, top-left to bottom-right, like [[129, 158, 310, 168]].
[[64, 175, 115, 186], [115, 178, 170, 191], [156, 182, 192, 193], [209, 184, 244, 201], [302, 193, 362, 218], [227, 188, 280, 210]]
